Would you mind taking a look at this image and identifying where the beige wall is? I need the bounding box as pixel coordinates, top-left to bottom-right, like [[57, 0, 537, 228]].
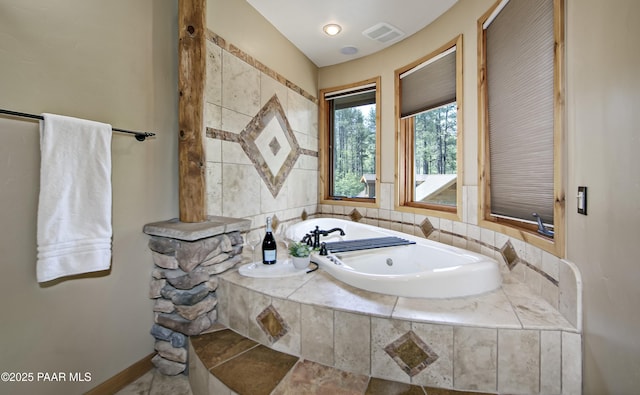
[[320, 0, 640, 394], [207, 0, 317, 97], [0, 0, 179, 394], [566, 0, 640, 394]]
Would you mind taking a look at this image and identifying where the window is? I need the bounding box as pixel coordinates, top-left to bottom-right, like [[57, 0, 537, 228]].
[[396, 36, 463, 217], [319, 77, 381, 204], [478, 0, 565, 255]]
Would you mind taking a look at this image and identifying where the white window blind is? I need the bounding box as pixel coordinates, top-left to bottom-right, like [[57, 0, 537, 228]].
[[486, 0, 555, 224]]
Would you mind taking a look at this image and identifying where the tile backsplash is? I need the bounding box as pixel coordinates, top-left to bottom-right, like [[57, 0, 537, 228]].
[[203, 30, 318, 230]]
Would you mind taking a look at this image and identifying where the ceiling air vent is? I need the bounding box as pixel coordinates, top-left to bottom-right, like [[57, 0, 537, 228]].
[[363, 22, 405, 44]]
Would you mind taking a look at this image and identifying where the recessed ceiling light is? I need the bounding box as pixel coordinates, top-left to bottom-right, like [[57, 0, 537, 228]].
[[340, 46, 358, 55], [323, 23, 342, 36]]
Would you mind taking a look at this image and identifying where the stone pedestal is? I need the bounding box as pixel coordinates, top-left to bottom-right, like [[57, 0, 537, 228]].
[[144, 216, 250, 375]]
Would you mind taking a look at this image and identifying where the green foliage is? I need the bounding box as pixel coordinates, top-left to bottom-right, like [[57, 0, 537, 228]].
[[332, 105, 376, 197], [288, 241, 312, 257], [334, 172, 365, 198], [414, 103, 457, 175]]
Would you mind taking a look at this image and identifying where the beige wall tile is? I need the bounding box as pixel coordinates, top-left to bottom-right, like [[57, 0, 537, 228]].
[[189, 340, 210, 395], [221, 107, 252, 134], [205, 102, 222, 130], [559, 259, 579, 329], [222, 51, 260, 116], [260, 75, 288, 110], [300, 304, 334, 365], [562, 331, 582, 395], [540, 330, 562, 395], [216, 280, 231, 327], [206, 41, 222, 106], [271, 298, 302, 356], [371, 317, 411, 383], [497, 329, 540, 394], [246, 290, 273, 345], [222, 164, 262, 218], [225, 282, 251, 336], [410, 323, 454, 388], [453, 326, 497, 392], [206, 163, 223, 217], [334, 311, 371, 375]]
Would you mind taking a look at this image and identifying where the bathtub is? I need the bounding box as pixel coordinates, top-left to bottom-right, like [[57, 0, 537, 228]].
[[287, 218, 502, 298]]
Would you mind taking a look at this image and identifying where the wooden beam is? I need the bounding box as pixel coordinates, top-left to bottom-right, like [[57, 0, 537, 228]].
[[178, 0, 206, 223]]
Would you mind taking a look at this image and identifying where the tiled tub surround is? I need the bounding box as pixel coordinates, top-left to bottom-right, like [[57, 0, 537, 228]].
[[143, 216, 250, 375], [214, 264, 581, 394], [319, 184, 583, 332]]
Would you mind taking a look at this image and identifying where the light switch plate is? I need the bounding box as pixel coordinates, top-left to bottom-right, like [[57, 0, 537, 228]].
[[577, 186, 587, 215]]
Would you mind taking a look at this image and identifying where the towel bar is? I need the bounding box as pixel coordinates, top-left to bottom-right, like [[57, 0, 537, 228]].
[[0, 108, 156, 141]]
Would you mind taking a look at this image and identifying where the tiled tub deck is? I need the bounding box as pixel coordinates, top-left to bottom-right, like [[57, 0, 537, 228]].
[[190, 265, 581, 395]]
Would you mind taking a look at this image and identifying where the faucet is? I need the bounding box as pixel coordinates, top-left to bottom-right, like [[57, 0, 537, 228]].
[[532, 213, 554, 238], [322, 227, 346, 237], [304, 226, 346, 249]]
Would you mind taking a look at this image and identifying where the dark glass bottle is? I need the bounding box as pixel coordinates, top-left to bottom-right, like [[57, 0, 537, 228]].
[[262, 217, 277, 264]]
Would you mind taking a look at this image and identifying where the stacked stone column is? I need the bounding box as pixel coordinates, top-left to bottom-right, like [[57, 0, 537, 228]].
[[144, 217, 250, 375]]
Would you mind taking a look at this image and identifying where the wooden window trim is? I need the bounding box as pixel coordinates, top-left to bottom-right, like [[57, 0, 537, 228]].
[[319, 77, 381, 207], [395, 35, 463, 221], [477, 0, 565, 257]]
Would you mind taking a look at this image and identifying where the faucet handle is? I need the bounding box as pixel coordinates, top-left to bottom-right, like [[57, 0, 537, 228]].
[[319, 242, 328, 256]]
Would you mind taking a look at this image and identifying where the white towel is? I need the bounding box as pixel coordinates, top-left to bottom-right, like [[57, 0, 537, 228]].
[[37, 113, 112, 283]]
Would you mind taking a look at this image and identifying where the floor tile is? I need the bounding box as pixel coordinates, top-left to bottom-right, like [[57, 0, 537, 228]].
[[423, 386, 490, 395], [272, 359, 369, 395], [114, 369, 154, 395], [190, 329, 258, 370], [211, 345, 298, 395], [149, 369, 192, 395], [365, 377, 425, 395]]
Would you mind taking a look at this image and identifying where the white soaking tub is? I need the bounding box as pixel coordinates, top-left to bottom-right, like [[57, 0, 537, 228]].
[[287, 218, 501, 298]]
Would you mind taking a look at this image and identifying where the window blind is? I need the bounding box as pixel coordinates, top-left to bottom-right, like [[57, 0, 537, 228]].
[[486, 0, 555, 224], [400, 47, 456, 118], [330, 89, 376, 111]]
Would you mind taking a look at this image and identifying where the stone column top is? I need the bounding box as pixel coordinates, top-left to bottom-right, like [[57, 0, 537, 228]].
[[143, 216, 251, 241]]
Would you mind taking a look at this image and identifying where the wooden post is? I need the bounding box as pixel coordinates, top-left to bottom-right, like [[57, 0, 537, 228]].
[[178, 0, 206, 222]]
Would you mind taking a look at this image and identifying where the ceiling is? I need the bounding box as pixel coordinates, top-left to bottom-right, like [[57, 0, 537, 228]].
[[246, 0, 459, 67]]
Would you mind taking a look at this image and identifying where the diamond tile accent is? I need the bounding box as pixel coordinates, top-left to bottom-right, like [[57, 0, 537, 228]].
[[420, 218, 435, 238], [384, 331, 438, 377], [240, 94, 300, 197], [349, 209, 363, 222], [500, 240, 519, 270], [300, 209, 308, 221], [256, 305, 289, 343], [269, 136, 282, 156]]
